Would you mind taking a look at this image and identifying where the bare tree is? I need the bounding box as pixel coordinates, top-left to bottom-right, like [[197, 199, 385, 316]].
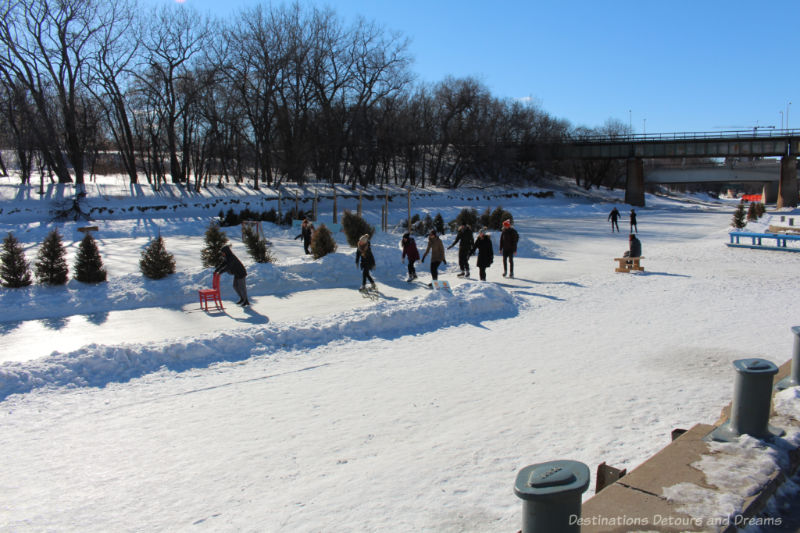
[[0, 0, 119, 185], [134, 4, 211, 185]]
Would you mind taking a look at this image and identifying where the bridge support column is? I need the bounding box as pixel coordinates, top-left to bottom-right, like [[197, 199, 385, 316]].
[[625, 158, 645, 207], [778, 156, 798, 208]]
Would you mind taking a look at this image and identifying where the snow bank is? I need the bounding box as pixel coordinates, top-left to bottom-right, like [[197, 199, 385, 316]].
[[0, 282, 518, 399]]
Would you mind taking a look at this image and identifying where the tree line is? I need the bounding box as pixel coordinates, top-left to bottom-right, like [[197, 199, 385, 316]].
[[0, 0, 626, 192]]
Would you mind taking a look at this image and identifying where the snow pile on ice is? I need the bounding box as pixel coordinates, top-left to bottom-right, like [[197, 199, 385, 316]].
[[0, 281, 518, 399]]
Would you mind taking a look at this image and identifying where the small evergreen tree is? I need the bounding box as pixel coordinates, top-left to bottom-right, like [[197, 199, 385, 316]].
[[433, 213, 445, 235], [341, 210, 375, 247], [489, 206, 513, 229], [754, 202, 766, 219], [201, 223, 229, 268], [242, 225, 275, 263], [139, 236, 176, 279], [731, 202, 747, 229], [310, 224, 337, 259], [74, 233, 107, 283], [746, 202, 758, 221], [1, 232, 32, 288], [453, 208, 479, 229], [35, 229, 69, 285]]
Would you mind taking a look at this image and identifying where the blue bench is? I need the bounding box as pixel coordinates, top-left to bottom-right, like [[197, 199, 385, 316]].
[[728, 231, 800, 252]]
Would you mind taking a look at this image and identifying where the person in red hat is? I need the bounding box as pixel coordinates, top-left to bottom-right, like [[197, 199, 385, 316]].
[[499, 219, 519, 278]]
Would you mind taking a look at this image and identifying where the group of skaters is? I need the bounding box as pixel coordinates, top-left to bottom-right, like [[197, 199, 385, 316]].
[[396, 219, 519, 287], [608, 207, 638, 233], [213, 209, 644, 304]]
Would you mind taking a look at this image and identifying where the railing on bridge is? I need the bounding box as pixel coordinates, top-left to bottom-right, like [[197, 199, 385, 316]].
[[566, 128, 800, 144]]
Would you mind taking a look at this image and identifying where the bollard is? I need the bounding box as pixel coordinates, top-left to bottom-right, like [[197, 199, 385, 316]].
[[709, 358, 785, 442], [776, 326, 800, 390], [514, 460, 589, 533]]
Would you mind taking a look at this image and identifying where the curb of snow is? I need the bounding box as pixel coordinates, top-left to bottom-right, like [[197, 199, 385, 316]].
[[0, 282, 519, 401]]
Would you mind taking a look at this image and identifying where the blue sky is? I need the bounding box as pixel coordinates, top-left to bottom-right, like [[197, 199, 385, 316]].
[[149, 0, 800, 134]]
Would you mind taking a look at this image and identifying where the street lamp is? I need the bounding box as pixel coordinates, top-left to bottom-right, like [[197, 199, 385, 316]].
[[629, 109, 632, 135], [780, 110, 784, 130], [787, 102, 792, 130], [643, 118, 647, 135]]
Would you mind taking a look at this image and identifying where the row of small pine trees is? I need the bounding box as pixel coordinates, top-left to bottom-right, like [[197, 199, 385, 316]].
[[2, 214, 370, 289], [1, 231, 108, 288], [731, 201, 766, 229]]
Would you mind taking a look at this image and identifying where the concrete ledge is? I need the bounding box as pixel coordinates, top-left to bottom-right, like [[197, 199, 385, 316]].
[[580, 359, 799, 533], [581, 424, 714, 533]]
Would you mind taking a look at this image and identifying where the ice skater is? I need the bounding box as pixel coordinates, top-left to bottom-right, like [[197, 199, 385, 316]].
[[215, 244, 249, 306], [499, 219, 519, 278], [608, 207, 621, 232], [401, 233, 420, 282], [356, 234, 376, 290], [448, 224, 474, 277], [472, 227, 494, 281], [421, 230, 446, 286]]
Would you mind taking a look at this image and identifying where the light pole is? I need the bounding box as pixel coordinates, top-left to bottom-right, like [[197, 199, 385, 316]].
[[643, 118, 647, 135], [787, 102, 792, 130], [780, 110, 784, 130], [629, 109, 632, 135]]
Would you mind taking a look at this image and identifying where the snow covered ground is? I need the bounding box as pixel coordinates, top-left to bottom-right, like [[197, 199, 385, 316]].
[[1, 177, 799, 532]]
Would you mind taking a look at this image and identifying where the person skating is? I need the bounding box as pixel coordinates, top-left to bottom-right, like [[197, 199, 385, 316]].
[[608, 207, 621, 232], [448, 224, 474, 277], [215, 244, 249, 306], [295, 218, 314, 254], [401, 233, 420, 282], [420, 230, 446, 286], [499, 219, 519, 278], [630, 209, 638, 234], [472, 227, 494, 281], [355, 234, 376, 290]]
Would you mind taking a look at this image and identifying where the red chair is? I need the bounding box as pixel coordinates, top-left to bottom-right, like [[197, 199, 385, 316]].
[[198, 272, 224, 311]]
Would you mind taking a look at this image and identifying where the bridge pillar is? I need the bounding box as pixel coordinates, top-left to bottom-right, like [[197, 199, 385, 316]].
[[778, 156, 798, 208], [625, 158, 645, 207]]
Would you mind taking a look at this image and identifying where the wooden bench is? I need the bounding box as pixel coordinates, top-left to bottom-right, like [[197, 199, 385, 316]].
[[614, 256, 644, 273], [77, 226, 99, 233], [728, 231, 800, 252]]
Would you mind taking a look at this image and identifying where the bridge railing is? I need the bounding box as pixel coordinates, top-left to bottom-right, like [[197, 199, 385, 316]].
[[565, 128, 800, 144]]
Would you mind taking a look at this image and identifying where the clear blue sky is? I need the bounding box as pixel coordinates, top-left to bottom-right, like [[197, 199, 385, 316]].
[[148, 0, 800, 134]]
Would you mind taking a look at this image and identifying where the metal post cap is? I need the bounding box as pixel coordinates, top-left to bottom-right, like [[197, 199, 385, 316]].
[[514, 461, 590, 500], [733, 358, 778, 374]]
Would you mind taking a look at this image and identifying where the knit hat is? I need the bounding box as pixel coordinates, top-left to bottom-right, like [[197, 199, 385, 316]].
[[359, 234, 370, 243], [479, 227, 488, 235]]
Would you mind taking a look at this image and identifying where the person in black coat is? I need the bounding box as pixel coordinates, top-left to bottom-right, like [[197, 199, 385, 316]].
[[295, 218, 314, 254], [608, 207, 621, 232], [448, 224, 474, 277], [355, 234, 376, 289], [215, 244, 249, 306], [471, 227, 494, 281], [499, 219, 519, 278], [629, 209, 638, 234]]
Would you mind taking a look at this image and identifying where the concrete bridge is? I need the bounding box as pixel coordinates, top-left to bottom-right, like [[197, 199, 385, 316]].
[[533, 129, 800, 207]]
